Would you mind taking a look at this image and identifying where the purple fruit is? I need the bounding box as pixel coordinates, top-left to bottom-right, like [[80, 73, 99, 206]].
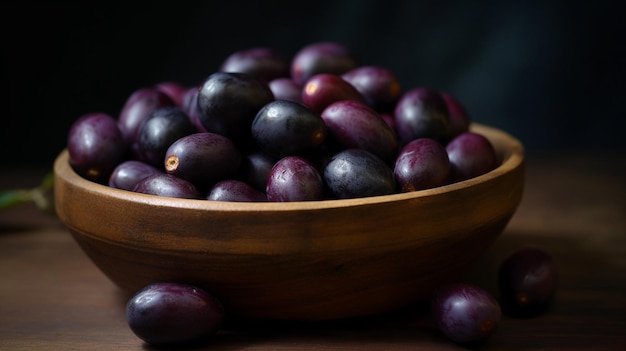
[[432, 283, 502, 344], [241, 151, 278, 192], [135, 106, 196, 167], [117, 87, 176, 143], [498, 247, 558, 317], [156, 81, 187, 107], [269, 77, 303, 103], [165, 132, 242, 191], [290, 41, 357, 85], [220, 47, 290, 83], [266, 156, 325, 202], [126, 282, 224, 346], [394, 87, 450, 145], [446, 132, 498, 182], [132, 173, 202, 199], [441, 92, 470, 141], [108, 160, 163, 191], [301, 73, 366, 113], [67, 112, 128, 184], [341, 65, 402, 112], [208, 179, 267, 202], [323, 149, 396, 199], [251, 100, 327, 159], [394, 138, 450, 192], [196, 71, 274, 146], [321, 100, 398, 165]]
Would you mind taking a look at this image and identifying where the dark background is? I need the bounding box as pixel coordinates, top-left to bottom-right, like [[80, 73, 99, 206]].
[[2, 0, 625, 170]]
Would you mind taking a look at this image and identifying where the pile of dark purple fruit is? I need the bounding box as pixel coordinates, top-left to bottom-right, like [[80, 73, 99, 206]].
[[65, 42, 558, 347], [67, 41, 499, 201]]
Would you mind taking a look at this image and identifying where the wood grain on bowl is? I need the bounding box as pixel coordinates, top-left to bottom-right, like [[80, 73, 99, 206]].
[[53, 123, 524, 321]]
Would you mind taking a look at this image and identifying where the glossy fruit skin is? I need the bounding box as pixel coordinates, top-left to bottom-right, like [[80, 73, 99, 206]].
[[126, 282, 224, 347], [196, 72, 274, 147], [164, 132, 242, 191], [323, 149, 396, 199], [341, 66, 402, 113], [431, 283, 502, 344], [266, 156, 325, 202], [67, 112, 128, 184], [181, 86, 208, 133], [394, 87, 450, 145], [132, 173, 202, 199], [441, 92, 470, 141], [269, 78, 303, 103], [108, 160, 163, 191], [290, 41, 358, 85], [498, 247, 558, 317], [321, 100, 398, 165], [240, 151, 277, 192], [394, 138, 450, 192], [207, 180, 267, 202], [251, 100, 327, 159], [156, 81, 187, 107], [301, 73, 366, 113], [135, 107, 196, 167], [220, 47, 289, 83], [117, 87, 176, 143], [446, 132, 498, 183]]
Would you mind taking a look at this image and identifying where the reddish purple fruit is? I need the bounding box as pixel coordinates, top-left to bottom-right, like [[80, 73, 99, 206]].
[[290, 41, 357, 85], [441, 92, 471, 141], [266, 156, 325, 202], [301, 73, 366, 113], [394, 87, 450, 145], [220, 47, 290, 83], [394, 138, 450, 192], [207, 180, 267, 202], [109, 160, 163, 191], [341, 65, 402, 113], [132, 173, 202, 199], [432, 283, 502, 344], [446, 132, 498, 183]]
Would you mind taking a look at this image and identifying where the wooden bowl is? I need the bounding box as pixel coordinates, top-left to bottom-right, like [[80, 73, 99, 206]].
[[53, 123, 524, 321]]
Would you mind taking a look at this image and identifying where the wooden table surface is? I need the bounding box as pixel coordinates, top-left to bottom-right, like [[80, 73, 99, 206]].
[[1, 150, 625, 350]]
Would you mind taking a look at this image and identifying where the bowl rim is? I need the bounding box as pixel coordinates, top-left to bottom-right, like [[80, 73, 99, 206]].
[[54, 123, 524, 212]]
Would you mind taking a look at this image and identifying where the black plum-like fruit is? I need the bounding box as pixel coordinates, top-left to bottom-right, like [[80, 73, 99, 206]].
[[341, 65, 402, 112], [108, 160, 163, 191], [117, 87, 176, 143], [266, 156, 325, 202], [394, 87, 450, 145], [290, 41, 358, 85], [431, 283, 502, 344], [323, 149, 396, 199], [207, 180, 267, 202], [321, 100, 398, 165], [301, 73, 366, 113], [132, 173, 202, 199], [196, 71, 274, 146], [220, 47, 290, 83], [164, 132, 242, 191], [498, 247, 558, 317], [135, 107, 196, 167], [269, 77, 303, 103], [394, 138, 450, 192], [67, 112, 128, 183], [126, 282, 224, 347], [241, 151, 277, 192], [251, 100, 327, 159], [446, 132, 498, 183]]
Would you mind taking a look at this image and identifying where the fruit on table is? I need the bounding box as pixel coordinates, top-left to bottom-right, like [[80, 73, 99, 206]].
[[431, 283, 502, 344], [126, 282, 224, 347], [498, 247, 559, 317]]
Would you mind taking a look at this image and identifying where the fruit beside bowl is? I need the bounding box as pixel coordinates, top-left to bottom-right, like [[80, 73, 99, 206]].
[[53, 122, 524, 321]]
